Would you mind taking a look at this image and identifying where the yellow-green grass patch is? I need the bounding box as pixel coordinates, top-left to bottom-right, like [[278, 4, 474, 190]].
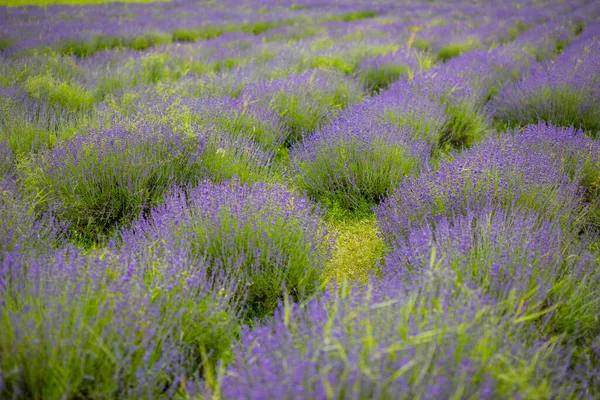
[[323, 216, 386, 283]]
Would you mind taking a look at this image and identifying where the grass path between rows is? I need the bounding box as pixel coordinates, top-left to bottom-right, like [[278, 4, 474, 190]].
[[324, 216, 386, 283]]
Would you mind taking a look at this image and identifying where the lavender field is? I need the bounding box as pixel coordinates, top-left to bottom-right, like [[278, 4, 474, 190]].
[[1, 0, 600, 398]]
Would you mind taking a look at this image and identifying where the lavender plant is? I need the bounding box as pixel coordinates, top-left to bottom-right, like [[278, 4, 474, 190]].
[[218, 266, 583, 399], [366, 84, 441, 143], [376, 126, 585, 244], [0, 85, 89, 159], [0, 245, 240, 399], [23, 123, 203, 244], [413, 71, 491, 148], [120, 179, 332, 320], [246, 70, 364, 145], [110, 93, 288, 152], [291, 105, 431, 213], [493, 37, 600, 134], [0, 177, 63, 259], [377, 73, 490, 150], [384, 205, 592, 308]]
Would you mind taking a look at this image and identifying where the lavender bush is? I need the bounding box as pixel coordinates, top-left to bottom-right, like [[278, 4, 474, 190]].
[[246, 70, 364, 145], [23, 123, 202, 244], [291, 105, 431, 213], [376, 124, 587, 244], [0, 245, 240, 398], [494, 34, 600, 134], [120, 179, 332, 320], [219, 267, 585, 399]]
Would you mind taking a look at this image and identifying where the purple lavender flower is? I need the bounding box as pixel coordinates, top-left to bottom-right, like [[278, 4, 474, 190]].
[[219, 263, 584, 399], [493, 35, 600, 134], [0, 243, 239, 398], [384, 205, 593, 306], [120, 179, 332, 319], [376, 124, 585, 244], [290, 104, 432, 212]]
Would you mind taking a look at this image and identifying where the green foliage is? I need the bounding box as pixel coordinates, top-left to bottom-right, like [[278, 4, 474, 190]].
[[196, 135, 272, 184], [289, 2, 306, 10], [325, 9, 379, 22], [172, 25, 226, 42], [306, 54, 358, 74], [59, 31, 172, 57], [440, 100, 490, 149], [212, 57, 240, 73], [294, 137, 421, 212], [128, 31, 172, 51], [437, 39, 482, 62], [136, 52, 185, 84], [242, 20, 288, 35], [411, 37, 431, 51], [499, 20, 529, 45], [0, 35, 13, 50], [213, 110, 283, 152], [0, 252, 236, 398], [549, 263, 600, 342], [580, 155, 600, 235], [24, 73, 94, 113], [359, 63, 410, 93], [268, 77, 363, 145], [59, 35, 123, 58]]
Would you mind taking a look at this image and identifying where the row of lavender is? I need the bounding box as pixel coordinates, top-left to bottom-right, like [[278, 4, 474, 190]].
[[220, 18, 600, 398], [0, 0, 589, 56], [1, 0, 600, 398]]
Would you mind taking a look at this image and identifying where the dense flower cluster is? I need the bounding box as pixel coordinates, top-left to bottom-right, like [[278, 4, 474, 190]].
[[291, 104, 431, 211], [120, 179, 332, 319]]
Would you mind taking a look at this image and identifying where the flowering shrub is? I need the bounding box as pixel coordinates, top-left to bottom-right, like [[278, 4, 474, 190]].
[[120, 179, 332, 319], [291, 105, 431, 212]]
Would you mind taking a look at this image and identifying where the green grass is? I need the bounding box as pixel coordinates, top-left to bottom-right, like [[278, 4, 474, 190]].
[[323, 215, 386, 283]]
